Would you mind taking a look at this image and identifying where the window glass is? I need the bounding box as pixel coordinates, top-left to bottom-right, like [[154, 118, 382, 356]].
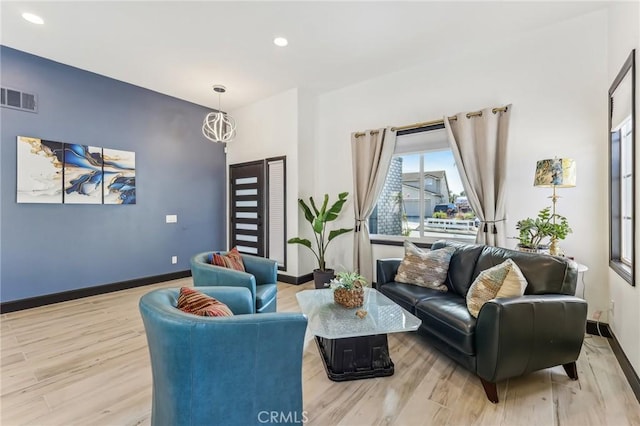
[[609, 49, 635, 287], [619, 117, 633, 265], [369, 128, 478, 242]]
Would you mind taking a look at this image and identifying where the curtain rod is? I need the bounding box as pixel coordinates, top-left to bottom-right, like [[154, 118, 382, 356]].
[[354, 105, 509, 138]]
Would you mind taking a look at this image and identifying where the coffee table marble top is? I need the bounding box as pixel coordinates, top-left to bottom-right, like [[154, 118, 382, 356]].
[[296, 288, 421, 339]]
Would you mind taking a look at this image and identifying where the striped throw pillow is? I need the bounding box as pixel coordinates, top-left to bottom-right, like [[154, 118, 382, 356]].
[[177, 287, 234, 317], [211, 247, 245, 272]]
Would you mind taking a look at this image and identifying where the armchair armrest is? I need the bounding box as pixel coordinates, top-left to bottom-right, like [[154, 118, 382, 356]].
[[196, 287, 254, 315], [376, 258, 402, 285], [242, 254, 277, 285], [476, 295, 587, 383]]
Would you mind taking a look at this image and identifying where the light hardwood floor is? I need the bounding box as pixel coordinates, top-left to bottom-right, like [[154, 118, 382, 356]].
[[2, 278, 639, 425]]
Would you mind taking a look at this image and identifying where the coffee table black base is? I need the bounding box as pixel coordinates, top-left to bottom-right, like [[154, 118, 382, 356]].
[[314, 334, 394, 381]]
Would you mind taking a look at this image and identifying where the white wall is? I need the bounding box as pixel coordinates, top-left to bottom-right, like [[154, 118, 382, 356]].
[[314, 10, 609, 316], [607, 1, 640, 375], [297, 90, 319, 274], [227, 88, 302, 275]]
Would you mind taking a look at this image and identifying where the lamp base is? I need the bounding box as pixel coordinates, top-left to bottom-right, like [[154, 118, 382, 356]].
[[549, 238, 561, 256]]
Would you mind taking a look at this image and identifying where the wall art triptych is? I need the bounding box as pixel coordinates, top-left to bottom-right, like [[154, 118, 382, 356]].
[[16, 136, 136, 204]]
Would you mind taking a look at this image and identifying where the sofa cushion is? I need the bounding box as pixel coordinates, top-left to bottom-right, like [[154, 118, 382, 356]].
[[466, 259, 528, 317], [210, 247, 246, 272], [177, 287, 234, 317], [378, 282, 445, 314], [415, 294, 476, 356], [431, 240, 484, 296], [255, 284, 277, 311], [474, 246, 577, 295], [394, 241, 455, 291]]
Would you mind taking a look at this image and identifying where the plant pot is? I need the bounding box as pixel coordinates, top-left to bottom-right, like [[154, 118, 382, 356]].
[[517, 244, 549, 254], [333, 285, 364, 308], [313, 269, 335, 289]]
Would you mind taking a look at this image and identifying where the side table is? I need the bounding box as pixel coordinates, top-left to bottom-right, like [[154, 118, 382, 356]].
[[577, 263, 588, 299]]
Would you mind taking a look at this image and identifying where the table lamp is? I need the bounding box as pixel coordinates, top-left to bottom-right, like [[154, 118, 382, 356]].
[[533, 158, 576, 255]]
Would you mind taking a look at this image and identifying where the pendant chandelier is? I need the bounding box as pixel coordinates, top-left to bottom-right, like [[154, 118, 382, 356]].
[[202, 85, 236, 143]]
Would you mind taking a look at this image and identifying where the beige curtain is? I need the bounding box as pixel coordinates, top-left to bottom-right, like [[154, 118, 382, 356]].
[[444, 105, 512, 247], [351, 127, 397, 282]]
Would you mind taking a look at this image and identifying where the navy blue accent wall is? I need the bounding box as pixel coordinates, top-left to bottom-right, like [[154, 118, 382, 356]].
[[0, 46, 226, 302]]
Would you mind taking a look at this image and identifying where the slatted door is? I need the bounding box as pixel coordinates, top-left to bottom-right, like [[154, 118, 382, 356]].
[[229, 161, 264, 256], [266, 156, 287, 270]]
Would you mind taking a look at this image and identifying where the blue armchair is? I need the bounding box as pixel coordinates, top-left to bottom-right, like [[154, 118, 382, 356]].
[[190, 251, 278, 313], [139, 286, 308, 426]]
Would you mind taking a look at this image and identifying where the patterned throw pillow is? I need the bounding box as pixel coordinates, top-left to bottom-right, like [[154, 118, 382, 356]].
[[211, 247, 245, 272], [394, 241, 455, 291], [495, 259, 528, 299], [177, 287, 234, 317], [466, 258, 528, 318]]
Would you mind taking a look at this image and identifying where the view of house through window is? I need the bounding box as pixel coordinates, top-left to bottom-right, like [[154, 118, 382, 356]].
[[369, 127, 478, 241]]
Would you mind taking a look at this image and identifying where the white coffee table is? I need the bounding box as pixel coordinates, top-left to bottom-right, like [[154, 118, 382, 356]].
[[296, 287, 421, 381]]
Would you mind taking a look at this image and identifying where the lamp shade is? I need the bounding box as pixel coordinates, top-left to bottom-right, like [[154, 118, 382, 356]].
[[202, 85, 236, 143], [202, 111, 236, 143], [533, 158, 576, 188]]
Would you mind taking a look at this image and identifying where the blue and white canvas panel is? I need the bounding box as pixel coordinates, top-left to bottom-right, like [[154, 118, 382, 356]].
[[103, 148, 136, 205], [63, 144, 104, 204], [17, 136, 64, 203]]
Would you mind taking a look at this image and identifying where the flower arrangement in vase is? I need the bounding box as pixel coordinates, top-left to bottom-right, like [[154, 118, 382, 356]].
[[330, 271, 367, 308]]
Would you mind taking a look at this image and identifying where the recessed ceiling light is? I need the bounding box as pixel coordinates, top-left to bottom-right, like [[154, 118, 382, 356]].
[[22, 12, 44, 25], [273, 37, 288, 47]]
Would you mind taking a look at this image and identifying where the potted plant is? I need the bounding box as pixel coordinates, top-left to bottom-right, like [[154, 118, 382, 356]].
[[516, 207, 572, 254], [330, 271, 368, 308], [288, 192, 353, 288]]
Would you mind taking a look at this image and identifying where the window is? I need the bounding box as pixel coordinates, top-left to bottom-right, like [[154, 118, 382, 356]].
[[620, 118, 633, 265], [369, 125, 477, 243], [609, 49, 635, 286]]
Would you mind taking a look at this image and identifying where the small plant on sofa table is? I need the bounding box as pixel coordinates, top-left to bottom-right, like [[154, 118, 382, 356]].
[[516, 206, 572, 250]]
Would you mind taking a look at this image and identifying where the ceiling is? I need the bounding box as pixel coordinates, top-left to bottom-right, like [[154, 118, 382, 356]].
[[1, 1, 610, 111]]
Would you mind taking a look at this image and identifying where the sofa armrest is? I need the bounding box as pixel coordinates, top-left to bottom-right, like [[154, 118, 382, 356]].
[[376, 258, 402, 285], [476, 295, 587, 383], [242, 254, 278, 285]]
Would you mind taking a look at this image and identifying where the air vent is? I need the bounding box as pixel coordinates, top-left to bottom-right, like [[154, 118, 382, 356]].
[[1, 87, 38, 113]]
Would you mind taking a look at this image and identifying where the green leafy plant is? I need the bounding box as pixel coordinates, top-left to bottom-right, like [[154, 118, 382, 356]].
[[433, 211, 448, 219], [330, 271, 368, 290], [516, 207, 572, 249], [287, 192, 353, 271]]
